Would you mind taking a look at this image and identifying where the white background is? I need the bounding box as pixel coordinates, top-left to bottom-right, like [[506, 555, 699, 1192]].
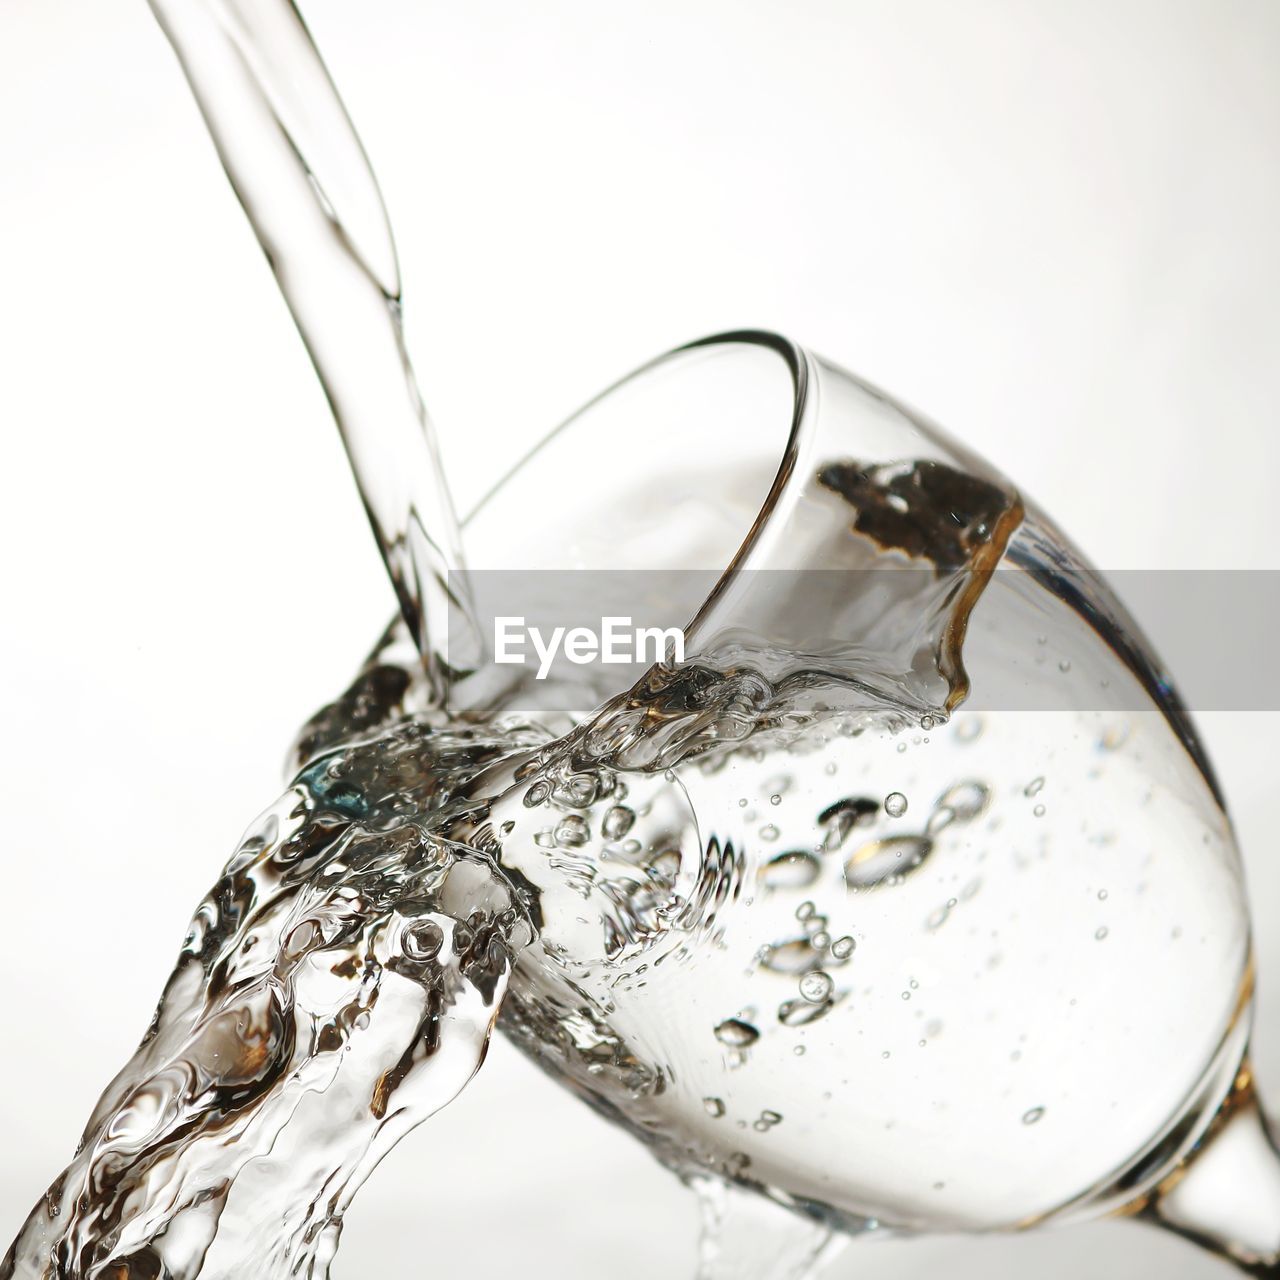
[[2, 1, 1278, 1276]]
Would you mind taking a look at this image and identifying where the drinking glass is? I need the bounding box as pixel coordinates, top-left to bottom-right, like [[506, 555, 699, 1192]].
[[357, 329, 1279, 1276]]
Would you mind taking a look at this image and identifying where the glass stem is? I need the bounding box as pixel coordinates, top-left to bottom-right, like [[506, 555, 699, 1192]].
[[1140, 1065, 1280, 1276]]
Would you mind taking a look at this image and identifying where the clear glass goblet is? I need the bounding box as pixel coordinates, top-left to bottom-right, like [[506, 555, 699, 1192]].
[[392, 330, 1277, 1277]]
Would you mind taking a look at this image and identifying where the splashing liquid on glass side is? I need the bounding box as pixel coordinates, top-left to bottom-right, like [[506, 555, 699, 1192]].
[[6, 2, 1280, 1279]]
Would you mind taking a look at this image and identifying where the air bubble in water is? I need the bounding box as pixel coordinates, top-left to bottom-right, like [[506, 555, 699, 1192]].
[[703, 1097, 726, 1118], [830, 935, 856, 960], [817, 796, 879, 851], [1025, 776, 1045, 798], [779, 998, 832, 1027], [401, 919, 444, 962], [937, 780, 990, 823], [759, 851, 821, 890], [524, 780, 551, 807], [714, 1018, 760, 1048], [649, 850, 681, 884], [927, 807, 955, 836], [557, 773, 600, 808], [601, 805, 635, 840], [1023, 1107, 1046, 1125], [885, 792, 908, 818], [555, 815, 590, 847], [798, 970, 834, 1003], [844, 835, 933, 889], [760, 939, 824, 975]]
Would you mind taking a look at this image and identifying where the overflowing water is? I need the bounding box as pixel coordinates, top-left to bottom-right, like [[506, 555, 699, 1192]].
[[2, 2, 1273, 1278]]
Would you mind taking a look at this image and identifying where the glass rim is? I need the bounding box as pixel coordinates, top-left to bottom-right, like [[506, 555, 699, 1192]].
[[461, 328, 809, 598]]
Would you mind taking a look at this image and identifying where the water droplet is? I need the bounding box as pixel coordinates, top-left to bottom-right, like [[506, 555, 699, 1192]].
[[1022, 1106, 1046, 1126], [760, 851, 821, 890], [715, 1018, 760, 1048], [844, 835, 933, 889], [601, 805, 635, 840], [884, 791, 908, 818], [703, 1096, 725, 1118], [798, 970, 834, 1003]]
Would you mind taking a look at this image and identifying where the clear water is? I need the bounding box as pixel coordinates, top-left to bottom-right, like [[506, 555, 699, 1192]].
[[2, 1, 1272, 1278], [0, 626, 1255, 1277]]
